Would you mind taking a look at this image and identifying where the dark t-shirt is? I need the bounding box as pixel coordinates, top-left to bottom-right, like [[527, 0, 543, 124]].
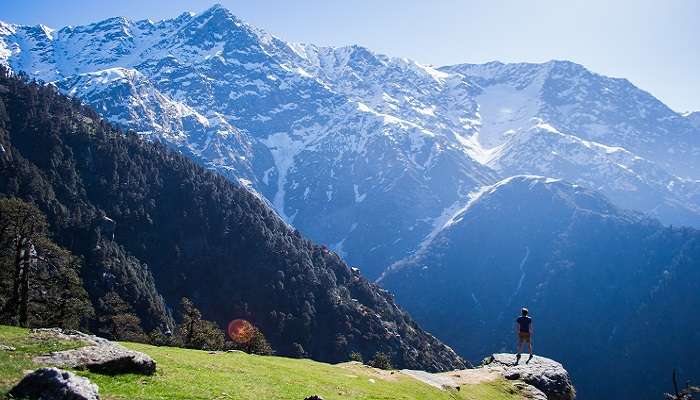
[[517, 316, 532, 332]]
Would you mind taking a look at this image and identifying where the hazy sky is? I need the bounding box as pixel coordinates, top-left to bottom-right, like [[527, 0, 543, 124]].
[[3, 0, 698, 112]]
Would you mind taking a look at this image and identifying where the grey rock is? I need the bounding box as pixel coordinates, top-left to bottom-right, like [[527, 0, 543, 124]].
[[98, 215, 116, 240], [0, 343, 16, 351], [482, 353, 575, 400], [9, 367, 99, 400], [512, 381, 548, 400], [32, 328, 156, 375]]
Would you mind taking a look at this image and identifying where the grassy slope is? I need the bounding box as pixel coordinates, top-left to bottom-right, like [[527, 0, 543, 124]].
[[0, 326, 520, 400], [0, 325, 84, 390]]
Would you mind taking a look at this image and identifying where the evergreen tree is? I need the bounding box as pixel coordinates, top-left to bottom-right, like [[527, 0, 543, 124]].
[[175, 297, 225, 350], [97, 291, 148, 343], [0, 197, 93, 328], [226, 326, 274, 356], [369, 352, 393, 370]]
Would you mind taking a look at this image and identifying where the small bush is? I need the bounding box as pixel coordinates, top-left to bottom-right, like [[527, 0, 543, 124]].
[[226, 327, 274, 355], [349, 351, 363, 363], [369, 351, 393, 370], [148, 329, 172, 346]]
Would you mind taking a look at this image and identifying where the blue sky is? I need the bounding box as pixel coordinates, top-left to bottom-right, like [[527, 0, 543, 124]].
[[2, 0, 698, 112]]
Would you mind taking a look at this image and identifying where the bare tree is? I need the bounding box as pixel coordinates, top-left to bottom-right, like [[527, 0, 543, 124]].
[[665, 369, 700, 400]]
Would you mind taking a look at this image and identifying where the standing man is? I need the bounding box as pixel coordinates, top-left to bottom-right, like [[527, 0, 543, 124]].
[[515, 307, 533, 363]]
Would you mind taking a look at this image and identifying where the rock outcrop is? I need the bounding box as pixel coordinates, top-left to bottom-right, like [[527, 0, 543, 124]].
[[417, 353, 574, 400], [32, 328, 156, 375], [9, 367, 100, 400], [482, 354, 575, 400], [0, 342, 16, 351]]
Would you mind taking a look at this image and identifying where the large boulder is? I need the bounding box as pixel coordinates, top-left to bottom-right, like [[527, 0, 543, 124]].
[[32, 328, 156, 375], [9, 367, 99, 400], [482, 353, 576, 400]]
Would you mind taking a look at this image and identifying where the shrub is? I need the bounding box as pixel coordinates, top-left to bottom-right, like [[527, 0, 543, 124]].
[[226, 326, 274, 356], [369, 352, 393, 370], [174, 297, 226, 350], [349, 351, 363, 363]]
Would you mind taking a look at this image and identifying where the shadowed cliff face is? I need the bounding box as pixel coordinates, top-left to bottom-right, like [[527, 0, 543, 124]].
[[382, 176, 700, 399]]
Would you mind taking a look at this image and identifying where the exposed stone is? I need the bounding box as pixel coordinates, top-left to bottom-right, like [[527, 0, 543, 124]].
[[98, 215, 116, 241], [9, 367, 99, 400], [31, 328, 156, 375], [482, 353, 576, 400], [0, 343, 16, 351], [401, 369, 459, 390], [512, 381, 548, 400], [402, 353, 573, 400]]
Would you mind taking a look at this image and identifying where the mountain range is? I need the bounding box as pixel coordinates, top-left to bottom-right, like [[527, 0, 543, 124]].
[[0, 67, 465, 371], [2, 5, 699, 399], [2, 4, 698, 280]]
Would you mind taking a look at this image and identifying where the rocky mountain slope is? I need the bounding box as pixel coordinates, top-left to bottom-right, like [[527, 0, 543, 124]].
[[380, 175, 700, 399], [0, 68, 465, 371], [2, 5, 698, 278]]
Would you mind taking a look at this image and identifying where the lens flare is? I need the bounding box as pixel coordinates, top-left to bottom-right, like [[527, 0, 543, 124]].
[[227, 319, 254, 343]]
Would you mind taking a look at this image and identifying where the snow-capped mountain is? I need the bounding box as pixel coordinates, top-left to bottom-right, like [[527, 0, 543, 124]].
[[2, 5, 699, 277]]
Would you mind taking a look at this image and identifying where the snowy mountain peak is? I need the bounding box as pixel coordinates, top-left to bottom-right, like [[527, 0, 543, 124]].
[[196, 3, 244, 24], [1, 7, 699, 278]]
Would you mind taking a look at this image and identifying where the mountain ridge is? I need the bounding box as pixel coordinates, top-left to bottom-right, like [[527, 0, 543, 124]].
[[2, 5, 699, 279], [381, 174, 700, 399], [2, 6, 698, 282]]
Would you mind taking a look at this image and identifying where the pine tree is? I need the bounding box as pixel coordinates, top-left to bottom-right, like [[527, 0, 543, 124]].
[[0, 197, 93, 328], [97, 291, 148, 343], [175, 297, 225, 350]]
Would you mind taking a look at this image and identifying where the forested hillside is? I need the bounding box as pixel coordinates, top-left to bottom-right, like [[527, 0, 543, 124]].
[[0, 67, 465, 371]]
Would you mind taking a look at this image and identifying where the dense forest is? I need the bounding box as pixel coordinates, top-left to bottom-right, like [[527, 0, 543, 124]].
[[0, 67, 465, 371]]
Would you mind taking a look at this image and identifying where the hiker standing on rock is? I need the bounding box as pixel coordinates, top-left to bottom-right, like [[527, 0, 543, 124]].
[[515, 307, 533, 363]]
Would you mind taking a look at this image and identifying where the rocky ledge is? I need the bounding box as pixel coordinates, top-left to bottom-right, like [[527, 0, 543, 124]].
[[413, 353, 575, 400], [482, 353, 575, 400], [31, 328, 156, 375]]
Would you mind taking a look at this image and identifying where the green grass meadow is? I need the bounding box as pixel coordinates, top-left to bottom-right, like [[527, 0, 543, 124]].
[[0, 325, 520, 400]]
